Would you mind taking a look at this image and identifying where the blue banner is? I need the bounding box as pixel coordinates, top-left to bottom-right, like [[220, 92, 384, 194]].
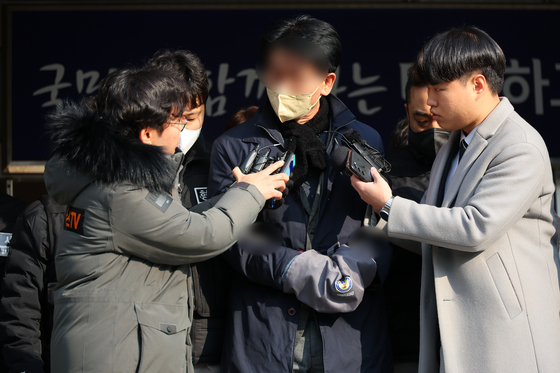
[[8, 6, 560, 161]]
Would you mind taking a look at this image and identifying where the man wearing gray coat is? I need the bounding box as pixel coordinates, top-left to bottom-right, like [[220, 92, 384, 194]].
[[351, 27, 560, 373]]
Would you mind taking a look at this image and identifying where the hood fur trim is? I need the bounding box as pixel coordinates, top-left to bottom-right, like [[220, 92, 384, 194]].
[[47, 101, 176, 194]]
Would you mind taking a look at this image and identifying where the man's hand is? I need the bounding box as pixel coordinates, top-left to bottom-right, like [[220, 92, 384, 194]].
[[232, 161, 289, 200], [265, 179, 294, 210], [351, 167, 393, 213]]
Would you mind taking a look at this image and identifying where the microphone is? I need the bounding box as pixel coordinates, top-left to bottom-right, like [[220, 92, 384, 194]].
[[330, 145, 390, 184], [329, 146, 373, 182], [329, 146, 351, 172]]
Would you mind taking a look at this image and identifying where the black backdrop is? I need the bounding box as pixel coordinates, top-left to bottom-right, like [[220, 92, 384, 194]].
[[7, 6, 560, 162]]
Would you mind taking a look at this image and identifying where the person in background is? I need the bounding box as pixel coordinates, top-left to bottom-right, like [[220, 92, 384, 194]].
[[351, 27, 560, 373], [0, 192, 26, 372], [386, 68, 451, 205], [0, 193, 26, 233], [225, 106, 259, 132], [0, 194, 65, 373], [388, 118, 409, 153], [209, 15, 392, 373], [383, 69, 450, 373], [44, 65, 287, 373], [145, 50, 211, 209], [145, 49, 229, 373], [0, 193, 26, 275]]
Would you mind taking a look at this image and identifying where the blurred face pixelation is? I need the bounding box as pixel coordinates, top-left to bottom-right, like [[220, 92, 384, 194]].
[[406, 85, 442, 133], [263, 47, 325, 98]]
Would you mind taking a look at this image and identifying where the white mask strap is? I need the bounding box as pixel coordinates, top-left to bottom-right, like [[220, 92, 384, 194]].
[[309, 84, 323, 109]]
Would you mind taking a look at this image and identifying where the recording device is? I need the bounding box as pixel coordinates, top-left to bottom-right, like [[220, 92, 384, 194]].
[[240, 145, 292, 175], [270, 153, 295, 208], [329, 129, 391, 184], [239, 145, 296, 208], [278, 153, 296, 177]]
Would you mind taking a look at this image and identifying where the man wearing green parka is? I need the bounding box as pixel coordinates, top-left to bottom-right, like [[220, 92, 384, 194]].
[[44, 66, 287, 373]]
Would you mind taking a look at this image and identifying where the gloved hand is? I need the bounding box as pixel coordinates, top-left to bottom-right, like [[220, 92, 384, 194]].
[[265, 179, 294, 210], [347, 226, 392, 287]]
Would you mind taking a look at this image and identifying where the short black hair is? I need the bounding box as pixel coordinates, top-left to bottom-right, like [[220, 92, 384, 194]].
[[260, 15, 342, 73], [95, 67, 188, 138], [145, 49, 209, 109], [405, 63, 427, 105], [414, 27, 506, 94]]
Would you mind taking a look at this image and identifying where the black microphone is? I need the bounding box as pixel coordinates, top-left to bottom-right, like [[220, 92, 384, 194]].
[[330, 146, 373, 182], [329, 146, 351, 172], [343, 129, 363, 145], [330, 145, 393, 185]]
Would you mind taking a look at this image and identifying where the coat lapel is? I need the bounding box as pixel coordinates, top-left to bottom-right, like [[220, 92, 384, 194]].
[[442, 134, 487, 207], [424, 130, 460, 206]]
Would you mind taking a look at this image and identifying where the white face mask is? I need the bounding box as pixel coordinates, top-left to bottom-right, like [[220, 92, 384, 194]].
[[178, 127, 201, 154], [266, 84, 322, 123]]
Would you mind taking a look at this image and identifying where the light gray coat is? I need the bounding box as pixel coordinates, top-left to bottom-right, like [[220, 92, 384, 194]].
[[388, 98, 560, 373]]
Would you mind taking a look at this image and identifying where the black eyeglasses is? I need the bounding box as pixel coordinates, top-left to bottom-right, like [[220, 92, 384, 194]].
[[167, 117, 187, 131]]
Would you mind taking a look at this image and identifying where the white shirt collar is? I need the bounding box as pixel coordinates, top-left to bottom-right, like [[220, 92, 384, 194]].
[[461, 125, 479, 146], [445, 124, 480, 194]]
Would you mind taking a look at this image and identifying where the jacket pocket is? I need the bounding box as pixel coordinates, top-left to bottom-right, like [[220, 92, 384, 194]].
[[486, 253, 522, 319], [134, 303, 189, 373]]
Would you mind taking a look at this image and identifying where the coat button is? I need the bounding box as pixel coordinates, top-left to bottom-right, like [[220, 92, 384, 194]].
[[288, 307, 296, 316], [167, 326, 173, 333]]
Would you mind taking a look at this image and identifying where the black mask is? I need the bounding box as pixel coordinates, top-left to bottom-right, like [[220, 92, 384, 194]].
[[408, 127, 451, 164]]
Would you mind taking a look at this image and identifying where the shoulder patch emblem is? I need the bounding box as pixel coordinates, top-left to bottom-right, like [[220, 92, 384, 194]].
[[65, 206, 85, 235], [194, 187, 208, 204], [335, 276, 353, 293], [146, 193, 173, 213]]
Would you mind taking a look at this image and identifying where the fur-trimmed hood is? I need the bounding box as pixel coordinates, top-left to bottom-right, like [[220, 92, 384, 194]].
[[47, 101, 180, 196]]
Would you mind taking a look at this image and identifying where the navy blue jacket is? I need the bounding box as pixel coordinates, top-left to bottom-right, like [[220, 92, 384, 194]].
[[209, 95, 393, 373]]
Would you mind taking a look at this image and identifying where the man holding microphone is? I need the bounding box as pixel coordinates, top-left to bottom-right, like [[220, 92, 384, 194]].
[[351, 27, 560, 373]]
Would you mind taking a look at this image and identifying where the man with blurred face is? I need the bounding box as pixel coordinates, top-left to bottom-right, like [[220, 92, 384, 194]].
[[260, 46, 335, 125], [351, 27, 560, 373], [208, 15, 393, 373], [383, 69, 450, 373]]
